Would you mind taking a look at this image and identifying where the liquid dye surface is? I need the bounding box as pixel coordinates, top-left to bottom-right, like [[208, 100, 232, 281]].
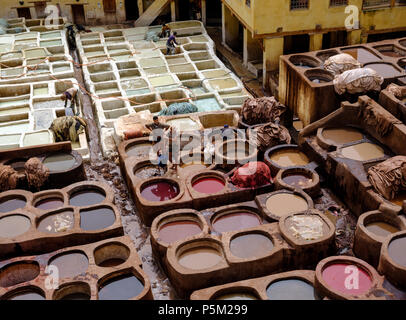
[[80, 207, 116, 231], [341, 143, 384, 161], [0, 198, 26, 212], [49, 252, 89, 279], [388, 237, 406, 267], [22, 131, 51, 147], [98, 275, 144, 300], [194, 98, 222, 112], [9, 292, 45, 300], [178, 247, 223, 270], [35, 198, 64, 210], [283, 174, 313, 188], [140, 182, 179, 202], [158, 220, 202, 243], [230, 234, 274, 259], [0, 215, 31, 238], [266, 194, 308, 218], [212, 212, 261, 233], [322, 264, 372, 295], [322, 128, 363, 145], [126, 143, 152, 158], [270, 150, 310, 167], [192, 177, 225, 194], [390, 192, 406, 206], [267, 279, 318, 300], [342, 47, 380, 64], [366, 63, 403, 78], [37, 211, 74, 233], [217, 293, 258, 300], [43, 153, 76, 172], [365, 222, 400, 238], [70, 189, 106, 207]]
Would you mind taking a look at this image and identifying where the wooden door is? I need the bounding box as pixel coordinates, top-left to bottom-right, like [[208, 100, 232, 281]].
[[17, 7, 31, 19], [125, 0, 139, 20], [103, 0, 117, 24], [72, 5, 86, 25]]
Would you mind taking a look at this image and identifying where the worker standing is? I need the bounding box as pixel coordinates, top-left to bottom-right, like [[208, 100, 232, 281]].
[[60, 87, 79, 116], [166, 32, 178, 55]]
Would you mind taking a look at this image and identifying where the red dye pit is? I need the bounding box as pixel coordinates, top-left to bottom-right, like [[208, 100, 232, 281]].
[[322, 263, 372, 296], [192, 177, 225, 194], [141, 182, 179, 202], [158, 220, 202, 243], [212, 212, 261, 233]]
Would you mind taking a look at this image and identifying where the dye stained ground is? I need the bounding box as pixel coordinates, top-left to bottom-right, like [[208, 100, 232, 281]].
[[72, 44, 357, 300]]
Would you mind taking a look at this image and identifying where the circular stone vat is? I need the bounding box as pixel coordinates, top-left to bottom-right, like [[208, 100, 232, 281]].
[[365, 221, 400, 238], [192, 176, 225, 194], [316, 49, 340, 62], [178, 246, 223, 270], [0, 261, 40, 287], [4, 158, 27, 174], [212, 211, 262, 233], [158, 220, 202, 243], [282, 173, 313, 188], [69, 188, 106, 207], [277, 167, 319, 195], [320, 127, 363, 146], [125, 142, 153, 158], [305, 69, 334, 83], [140, 180, 180, 202], [340, 142, 385, 161], [266, 193, 309, 219], [266, 146, 310, 171], [6, 288, 45, 300], [80, 206, 116, 231], [230, 233, 274, 259], [98, 273, 145, 300], [289, 55, 320, 68], [217, 139, 257, 165], [0, 214, 31, 238], [0, 196, 26, 213], [216, 291, 258, 300], [34, 197, 64, 211], [48, 251, 89, 279], [53, 282, 91, 300], [284, 214, 328, 241], [322, 263, 372, 296], [267, 279, 318, 300], [94, 243, 130, 267], [37, 210, 74, 233], [388, 236, 406, 267], [42, 153, 76, 172], [364, 62, 403, 78]]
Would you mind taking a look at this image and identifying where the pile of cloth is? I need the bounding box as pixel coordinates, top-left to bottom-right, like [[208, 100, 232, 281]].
[[145, 30, 160, 42], [231, 161, 271, 188], [241, 97, 286, 125], [333, 67, 383, 95], [0, 164, 18, 192], [49, 116, 87, 142], [250, 122, 291, 152], [158, 102, 198, 116], [324, 53, 361, 76], [368, 156, 406, 200]]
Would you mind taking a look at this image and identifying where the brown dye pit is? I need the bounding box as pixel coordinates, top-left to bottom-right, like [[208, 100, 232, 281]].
[[341, 143, 385, 161], [158, 220, 202, 243], [49, 252, 89, 279], [270, 150, 309, 167], [0, 262, 40, 287], [80, 207, 116, 231], [70, 189, 106, 207], [37, 210, 74, 233], [230, 233, 274, 259], [0, 214, 31, 238], [283, 174, 313, 188], [366, 63, 403, 78], [178, 246, 223, 270], [322, 128, 363, 145], [212, 212, 261, 233], [126, 143, 152, 158], [98, 274, 144, 300], [285, 215, 327, 240], [43, 153, 76, 172], [0, 198, 26, 212], [216, 293, 258, 300], [365, 222, 400, 238], [35, 198, 64, 210], [8, 291, 45, 300], [266, 194, 308, 218], [388, 237, 406, 267], [390, 191, 406, 206]]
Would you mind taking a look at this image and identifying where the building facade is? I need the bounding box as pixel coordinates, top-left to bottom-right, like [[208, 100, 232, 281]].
[[221, 0, 406, 88]]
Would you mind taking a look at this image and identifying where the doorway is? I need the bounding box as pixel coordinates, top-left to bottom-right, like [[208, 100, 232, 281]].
[[34, 1, 47, 19], [284, 34, 310, 54], [206, 0, 221, 26], [72, 5, 86, 25], [17, 7, 32, 19], [103, 0, 117, 24], [125, 0, 139, 20], [322, 31, 347, 49]]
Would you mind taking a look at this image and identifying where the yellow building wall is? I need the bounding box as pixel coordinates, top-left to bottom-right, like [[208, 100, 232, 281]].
[[222, 0, 254, 32], [361, 6, 406, 32]]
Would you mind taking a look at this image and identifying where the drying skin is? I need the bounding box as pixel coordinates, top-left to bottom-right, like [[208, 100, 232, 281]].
[[341, 143, 384, 162], [241, 97, 286, 125], [0, 164, 18, 192], [253, 123, 291, 152], [38, 211, 74, 233], [231, 161, 271, 188], [24, 157, 49, 190], [323, 53, 361, 76], [286, 215, 324, 241]]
